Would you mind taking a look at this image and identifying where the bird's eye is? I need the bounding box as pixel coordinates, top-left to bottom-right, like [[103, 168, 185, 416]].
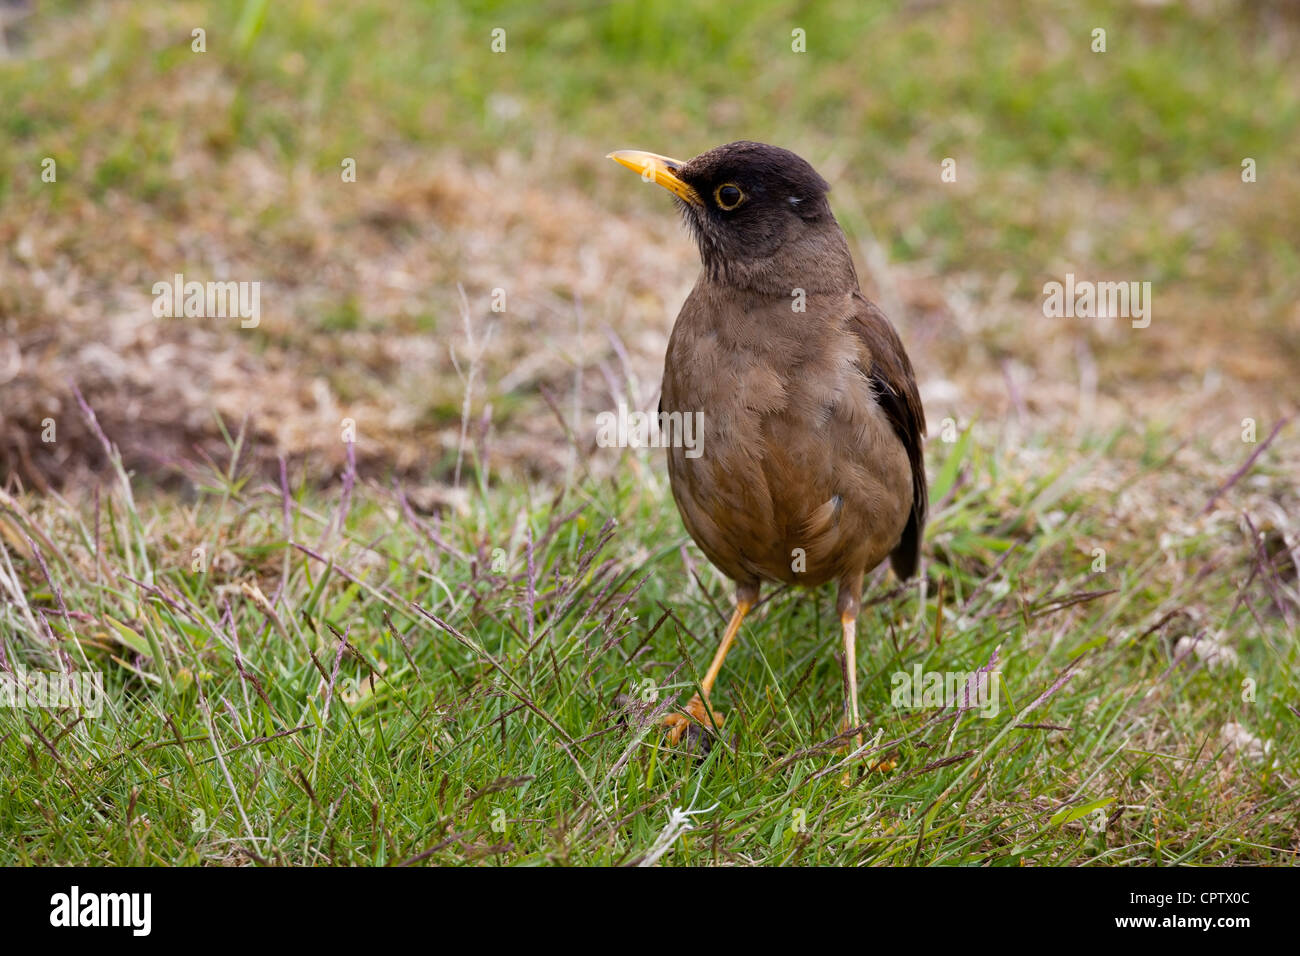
[[714, 183, 745, 210]]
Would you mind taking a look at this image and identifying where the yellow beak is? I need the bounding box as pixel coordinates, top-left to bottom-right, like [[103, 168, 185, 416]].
[[607, 149, 703, 207]]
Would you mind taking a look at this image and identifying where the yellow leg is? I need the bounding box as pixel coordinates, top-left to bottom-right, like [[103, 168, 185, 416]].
[[839, 612, 862, 785], [664, 597, 752, 746], [841, 612, 862, 750], [701, 598, 751, 699]]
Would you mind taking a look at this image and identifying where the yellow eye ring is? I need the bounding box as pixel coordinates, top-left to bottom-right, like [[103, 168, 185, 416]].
[[714, 183, 745, 210]]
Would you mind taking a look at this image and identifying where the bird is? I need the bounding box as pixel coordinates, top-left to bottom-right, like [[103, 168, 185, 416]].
[[607, 141, 927, 757]]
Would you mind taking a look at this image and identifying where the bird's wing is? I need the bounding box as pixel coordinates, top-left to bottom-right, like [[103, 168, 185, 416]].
[[849, 293, 927, 579]]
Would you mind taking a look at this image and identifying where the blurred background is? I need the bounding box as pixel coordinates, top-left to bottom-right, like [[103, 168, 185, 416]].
[[2, 0, 1298, 494]]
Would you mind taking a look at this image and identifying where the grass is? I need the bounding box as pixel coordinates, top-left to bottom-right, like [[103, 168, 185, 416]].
[[1, 410, 1295, 865], [1, 0, 1298, 864]]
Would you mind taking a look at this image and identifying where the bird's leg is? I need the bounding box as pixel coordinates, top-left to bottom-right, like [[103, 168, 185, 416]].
[[837, 579, 864, 752], [664, 584, 757, 749], [840, 613, 861, 750]]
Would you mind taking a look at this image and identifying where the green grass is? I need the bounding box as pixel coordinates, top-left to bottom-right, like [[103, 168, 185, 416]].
[[1, 0, 1297, 865], [2, 419, 1294, 865], [8, 1, 1300, 272]]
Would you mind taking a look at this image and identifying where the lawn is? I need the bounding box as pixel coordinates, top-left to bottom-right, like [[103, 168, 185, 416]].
[[0, 0, 1296, 865]]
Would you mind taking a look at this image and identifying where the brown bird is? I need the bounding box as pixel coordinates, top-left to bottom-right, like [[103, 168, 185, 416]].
[[608, 141, 927, 755]]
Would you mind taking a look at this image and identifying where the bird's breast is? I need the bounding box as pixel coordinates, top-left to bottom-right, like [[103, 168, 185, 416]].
[[661, 300, 911, 589]]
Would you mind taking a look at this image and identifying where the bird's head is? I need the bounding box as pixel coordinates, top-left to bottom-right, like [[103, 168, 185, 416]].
[[608, 140, 855, 295]]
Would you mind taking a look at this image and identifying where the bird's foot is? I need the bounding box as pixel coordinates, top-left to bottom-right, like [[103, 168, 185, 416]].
[[662, 694, 725, 755]]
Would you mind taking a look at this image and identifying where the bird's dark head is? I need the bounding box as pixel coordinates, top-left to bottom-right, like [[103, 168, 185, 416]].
[[608, 141, 855, 295]]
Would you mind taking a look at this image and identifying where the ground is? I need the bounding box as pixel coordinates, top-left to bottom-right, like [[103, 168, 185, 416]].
[[0, 0, 1296, 865]]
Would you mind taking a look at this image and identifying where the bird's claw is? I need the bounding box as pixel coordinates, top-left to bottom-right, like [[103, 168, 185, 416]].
[[662, 695, 725, 756]]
